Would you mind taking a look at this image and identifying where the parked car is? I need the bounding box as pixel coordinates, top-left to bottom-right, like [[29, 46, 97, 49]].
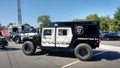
[[11, 27, 38, 44], [117, 32, 120, 40], [101, 32, 120, 40], [101, 32, 108, 40]]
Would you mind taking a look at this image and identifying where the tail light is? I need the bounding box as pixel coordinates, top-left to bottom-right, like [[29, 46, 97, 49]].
[[96, 40, 100, 43]]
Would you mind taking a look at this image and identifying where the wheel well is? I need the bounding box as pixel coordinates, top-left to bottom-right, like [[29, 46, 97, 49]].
[[73, 40, 95, 49], [23, 38, 41, 46]]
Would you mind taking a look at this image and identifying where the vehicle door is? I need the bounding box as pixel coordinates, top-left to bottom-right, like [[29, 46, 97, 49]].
[[56, 27, 72, 47], [41, 28, 55, 47]]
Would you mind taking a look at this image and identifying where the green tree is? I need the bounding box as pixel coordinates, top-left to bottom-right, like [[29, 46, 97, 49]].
[[108, 19, 116, 32], [37, 15, 51, 28], [73, 14, 118, 32], [99, 16, 114, 32], [114, 7, 120, 21], [73, 14, 100, 22], [100, 16, 109, 32], [86, 14, 100, 21], [114, 6, 120, 31], [73, 18, 86, 22], [8, 23, 14, 25], [23, 23, 30, 26], [113, 20, 120, 31]]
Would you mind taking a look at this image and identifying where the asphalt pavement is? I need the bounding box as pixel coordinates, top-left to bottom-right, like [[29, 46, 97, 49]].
[[0, 42, 120, 68], [101, 41, 120, 47]]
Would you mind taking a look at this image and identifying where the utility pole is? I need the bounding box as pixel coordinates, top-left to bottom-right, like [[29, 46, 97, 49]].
[[17, 0, 22, 25]]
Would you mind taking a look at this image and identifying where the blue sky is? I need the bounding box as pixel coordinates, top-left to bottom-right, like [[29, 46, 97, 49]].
[[0, 0, 120, 27]]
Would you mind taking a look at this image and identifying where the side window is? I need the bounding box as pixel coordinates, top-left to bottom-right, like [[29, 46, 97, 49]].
[[30, 29, 36, 33], [44, 29, 52, 35], [58, 29, 67, 36]]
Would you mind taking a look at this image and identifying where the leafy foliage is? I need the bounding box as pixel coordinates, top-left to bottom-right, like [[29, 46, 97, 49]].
[[73, 19, 86, 21], [86, 14, 100, 21], [114, 7, 120, 21], [99, 16, 110, 32], [36, 7, 120, 32], [73, 7, 120, 32], [23, 23, 30, 26], [37, 15, 51, 28], [114, 7, 120, 31]]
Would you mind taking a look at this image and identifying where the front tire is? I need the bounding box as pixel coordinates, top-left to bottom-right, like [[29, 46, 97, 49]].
[[22, 41, 36, 55], [74, 43, 93, 61]]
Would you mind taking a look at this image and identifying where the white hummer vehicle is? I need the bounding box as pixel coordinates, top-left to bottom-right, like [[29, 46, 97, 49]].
[[22, 21, 100, 61]]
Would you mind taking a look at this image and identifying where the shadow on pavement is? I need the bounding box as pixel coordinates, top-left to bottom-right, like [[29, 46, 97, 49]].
[[34, 50, 48, 55], [47, 50, 76, 58], [35, 50, 105, 59], [35, 50, 75, 58], [0, 47, 21, 52], [91, 51, 120, 61], [35, 50, 120, 61]]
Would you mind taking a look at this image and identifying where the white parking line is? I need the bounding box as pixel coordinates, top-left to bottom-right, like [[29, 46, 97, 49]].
[[93, 51, 107, 57], [61, 51, 107, 68], [61, 60, 80, 68]]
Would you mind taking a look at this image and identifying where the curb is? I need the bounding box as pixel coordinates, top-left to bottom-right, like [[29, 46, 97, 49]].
[[100, 44, 120, 52]]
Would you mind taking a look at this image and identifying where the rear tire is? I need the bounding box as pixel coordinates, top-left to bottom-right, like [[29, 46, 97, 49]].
[[74, 43, 93, 61], [22, 41, 36, 55]]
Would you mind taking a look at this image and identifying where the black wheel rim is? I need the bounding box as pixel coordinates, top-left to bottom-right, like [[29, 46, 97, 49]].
[[79, 47, 88, 57], [24, 43, 31, 52]]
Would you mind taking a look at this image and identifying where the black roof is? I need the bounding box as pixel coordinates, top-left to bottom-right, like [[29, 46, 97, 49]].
[[44, 20, 100, 27]]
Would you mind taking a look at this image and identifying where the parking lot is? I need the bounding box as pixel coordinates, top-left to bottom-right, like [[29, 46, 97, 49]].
[[0, 41, 120, 68]]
